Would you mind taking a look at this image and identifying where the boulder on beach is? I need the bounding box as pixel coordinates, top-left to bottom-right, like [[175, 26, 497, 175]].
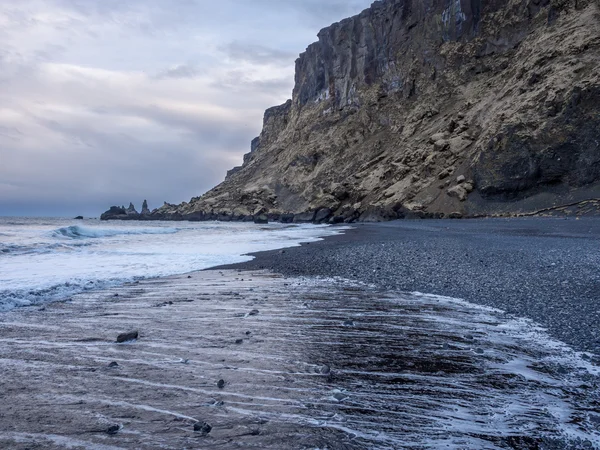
[[193, 421, 212, 435], [116, 330, 139, 343], [253, 214, 269, 224]]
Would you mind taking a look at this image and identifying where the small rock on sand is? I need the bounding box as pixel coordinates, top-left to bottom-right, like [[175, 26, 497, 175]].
[[193, 421, 212, 435], [116, 330, 139, 343], [235, 339, 243, 344], [217, 379, 225, 389], [106, 424, 120, 435], [108, 361, 119, 368], [249, 309, 260, 316], [333, 392, 349, 402]]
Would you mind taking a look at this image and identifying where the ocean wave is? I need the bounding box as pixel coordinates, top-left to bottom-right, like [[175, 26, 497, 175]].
[[0, 241, 92, 256], [52, 225, 179, 240], [0, 277, 140, 312]]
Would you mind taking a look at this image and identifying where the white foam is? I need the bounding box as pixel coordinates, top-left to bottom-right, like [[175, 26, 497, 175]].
[[51, 224, 180, 239], [0, 218, 349, 312]]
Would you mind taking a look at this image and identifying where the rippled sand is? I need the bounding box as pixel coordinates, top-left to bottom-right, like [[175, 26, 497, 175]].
[[0, 270, 598, 449]]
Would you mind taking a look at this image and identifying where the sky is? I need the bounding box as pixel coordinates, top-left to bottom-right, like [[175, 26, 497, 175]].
[[0, 0, 374, 217]]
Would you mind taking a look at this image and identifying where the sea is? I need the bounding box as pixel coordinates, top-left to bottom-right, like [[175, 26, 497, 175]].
[[0, 217, 345, 312]]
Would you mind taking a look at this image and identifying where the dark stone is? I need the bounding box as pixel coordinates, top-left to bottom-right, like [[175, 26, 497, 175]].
[[329, 216, 345, 224], [248, 309, 260, 316], [74, 216, 84, 220], [193, 421, 212, 435], [217, 379, 225, 389], [253, 214, 269, 224], [314, 208, 332, 223], [280, 214, 295, 223], [359, 206, 399, 222], [106, 425, 120, 435], [235, 339, 243, 344], [475, 87, 600, 200], [116, 330, 139, 343], [293, 211, 316, 223], [108, 362, 119, 368]]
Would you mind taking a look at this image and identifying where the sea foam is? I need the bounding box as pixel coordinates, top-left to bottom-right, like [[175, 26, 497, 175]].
[[0, 218, 347, 312]]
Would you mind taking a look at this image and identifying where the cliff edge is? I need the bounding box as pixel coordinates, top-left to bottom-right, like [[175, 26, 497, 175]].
[[136, 0, 600, 222]]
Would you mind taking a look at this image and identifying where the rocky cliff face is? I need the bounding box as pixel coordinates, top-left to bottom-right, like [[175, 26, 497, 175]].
[[150, 0, 600, 222]]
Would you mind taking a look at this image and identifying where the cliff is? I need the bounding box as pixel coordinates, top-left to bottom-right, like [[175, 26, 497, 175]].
[[138, 0, 600, 222]]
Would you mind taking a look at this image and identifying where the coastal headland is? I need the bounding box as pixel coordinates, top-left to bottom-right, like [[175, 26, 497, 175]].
[[102, 0, 600, 223]]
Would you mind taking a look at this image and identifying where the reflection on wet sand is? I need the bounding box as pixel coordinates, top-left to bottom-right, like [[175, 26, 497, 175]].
[[0, 270, 598, 449]]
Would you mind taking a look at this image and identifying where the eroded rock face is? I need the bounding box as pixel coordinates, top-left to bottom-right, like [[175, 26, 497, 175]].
[[101, 201, 156, 220], [150, 0, 600, 222], [141, 200, 151, 215]]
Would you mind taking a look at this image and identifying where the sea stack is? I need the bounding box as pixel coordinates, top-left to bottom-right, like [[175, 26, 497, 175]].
[[141, 200, 151, 215]]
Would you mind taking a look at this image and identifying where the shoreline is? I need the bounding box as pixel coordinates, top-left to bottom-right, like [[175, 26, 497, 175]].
[[1, 269, 598, 448], [215, 216, 600, 355]]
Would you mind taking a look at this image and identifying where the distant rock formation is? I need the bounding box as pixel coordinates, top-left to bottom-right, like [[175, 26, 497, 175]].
[[107, 0, 600, 222], [101, 201, 156, 221], [126, 203, 138, 216], [141, 200, 151, 215]]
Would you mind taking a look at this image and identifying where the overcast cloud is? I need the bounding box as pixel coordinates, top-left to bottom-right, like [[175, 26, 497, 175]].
[[0, 0, 373, 217]]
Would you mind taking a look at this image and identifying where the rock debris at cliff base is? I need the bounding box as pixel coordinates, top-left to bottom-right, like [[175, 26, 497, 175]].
[[119, 0, 600, 223], [0, 270, 598, 449]]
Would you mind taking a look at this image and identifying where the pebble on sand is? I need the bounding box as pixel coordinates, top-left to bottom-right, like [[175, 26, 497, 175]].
[[193, 421, 212, 435], [116, 330, 139, 343], [106, 424, 120, 435]]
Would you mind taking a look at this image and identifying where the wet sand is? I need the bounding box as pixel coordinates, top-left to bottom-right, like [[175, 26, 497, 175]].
[[0, 269, 599, 449]]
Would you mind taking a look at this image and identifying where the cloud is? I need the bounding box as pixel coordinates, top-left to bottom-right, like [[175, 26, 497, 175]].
[[153, 63, 202, 80], [221, 41, 297, 66]]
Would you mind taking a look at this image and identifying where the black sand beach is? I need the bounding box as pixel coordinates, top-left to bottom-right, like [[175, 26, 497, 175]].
[[221, 217, 600, 356], [1, 270, 599, 449]]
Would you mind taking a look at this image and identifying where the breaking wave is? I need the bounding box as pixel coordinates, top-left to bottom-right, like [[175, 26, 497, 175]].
[[51, 225, 180, 239]]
